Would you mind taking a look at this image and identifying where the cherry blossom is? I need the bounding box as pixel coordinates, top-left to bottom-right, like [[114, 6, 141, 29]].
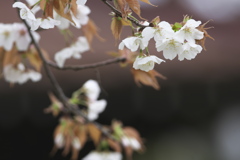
[[72, 137, 81, 150], [3, 63, 42, 84], [82, 79, 101, 102], [76, 0, 87, 5], [178, 42, 203, 61], [82, 151, 122, 160], [54, 133, 65, 148], [54, 36, 89, 67], [13, 23, 40, 51], [156, 37, 184, 60], [88, 100, 107, 121], [119, 37, 149, 52], [0, 24, 16, 51], [133, 55, 165, 72], [121, 136, 141, 150], [82, 80, 107, 121], [39, 17, 61, 29], [176, 19, 204, 43], [142, 21, 174, 42], [12, 2, 36, 21]]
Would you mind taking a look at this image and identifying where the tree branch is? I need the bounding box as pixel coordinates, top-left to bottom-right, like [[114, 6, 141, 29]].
[[14, 0, 116, 140], [101, 0, 148, 28], [47, 57, 126, 71]]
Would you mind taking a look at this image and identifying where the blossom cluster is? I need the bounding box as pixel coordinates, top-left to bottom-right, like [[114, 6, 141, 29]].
[[12, 0, 90, 31], [119, 19, 205, 72], [54, 36, 90, 68], [0, 23, 42, 84], [0, 23, 40, 51]]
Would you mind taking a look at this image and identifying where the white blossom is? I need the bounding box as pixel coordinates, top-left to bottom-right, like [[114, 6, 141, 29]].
[[13, 2, 36, 21], [72, 137, 81, 150], [176, 19, 204, 43], [82, 79, 101, 102], [0, 24, 15, 51], [142, 21, 174, 42], [82, 151, 122, 160], [178, 42, 203, 61], [119, 36, 149, 52], [156, 37, 183, 60], [54, 36, 89, 67], [54, 133, 65, 148], [12, 23, 40, 51], [133, 55, 165, 72], [88, 100, 107, 121], [53, 11, 70, 30], [40, 17, 61, 29], [76, 0, 87, 5], [71, 5, 90, 28], [121, 136, 141, 150], [3, 63, 42, 84]]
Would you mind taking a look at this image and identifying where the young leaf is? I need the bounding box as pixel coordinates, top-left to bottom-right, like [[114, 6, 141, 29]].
[[131, 69, 166, 90], [126, 0, 144, 19], [111, 17, 123, 40], [87, 123, 102, 146]]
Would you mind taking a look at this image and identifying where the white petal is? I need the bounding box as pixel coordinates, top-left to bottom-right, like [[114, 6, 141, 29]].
[[76, 0, 87, 5], [89, 99, 107, 113], [83, 80, 100, 101]]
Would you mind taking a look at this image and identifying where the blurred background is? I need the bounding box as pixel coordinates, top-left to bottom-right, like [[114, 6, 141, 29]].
[[1, 0, 240, 160]]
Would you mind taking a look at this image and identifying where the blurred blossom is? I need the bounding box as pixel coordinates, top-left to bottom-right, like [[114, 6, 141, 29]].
[[179, 0, 240, 23]]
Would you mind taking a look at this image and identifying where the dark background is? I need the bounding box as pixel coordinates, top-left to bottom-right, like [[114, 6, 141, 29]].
[[1, 0, 240, 160]]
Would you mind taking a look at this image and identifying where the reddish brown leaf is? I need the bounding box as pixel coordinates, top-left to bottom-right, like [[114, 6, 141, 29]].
[[111, 17, 123, 40], [87, 123, 102, 146], [52, 0, 76, 24], [2, 47, 21, 67], [131, 69, 166, 90], [82, 19, 104, 47], [126, 0, 141, 18], [114, 0, 130, 19]]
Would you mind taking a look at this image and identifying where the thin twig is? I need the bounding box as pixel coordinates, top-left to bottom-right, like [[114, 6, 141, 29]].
[[47, 57, 126, 71], [14, 0, 117, 140], [101, 0, 148, 28]]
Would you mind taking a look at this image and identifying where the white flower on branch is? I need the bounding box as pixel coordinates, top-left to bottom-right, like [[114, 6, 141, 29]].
[[54, 36, 90, 68], [0, 24, 16, 51], [119, 37, 149, 52], [82, 80, 107, 121], [13, 2, 60, 30], [156, 37, 184, 60], [176, 19, 204, 44], [76, 0, 87, 5], [13, 23, 40, 51], [39, 17, 61, 29], [54, 133, 65, 149], [3, 63, 42, 84], [178, 42, 203, 61], [0, 23, 40, 51], [72, 137, 81, 150], [121, 136, 141, 150], [142, 21, 175, 42], [54, 4, 90, 30], [82, 151, 122, 160], [88, 99, 107, 121], [82, 79, 101, 102], [133, 55, 165, 72]]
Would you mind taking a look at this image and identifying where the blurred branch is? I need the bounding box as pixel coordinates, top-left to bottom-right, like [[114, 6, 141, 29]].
[[47, 57, 126, 71], [14, 0, 117, 141], [101, 0, 148, 28]]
